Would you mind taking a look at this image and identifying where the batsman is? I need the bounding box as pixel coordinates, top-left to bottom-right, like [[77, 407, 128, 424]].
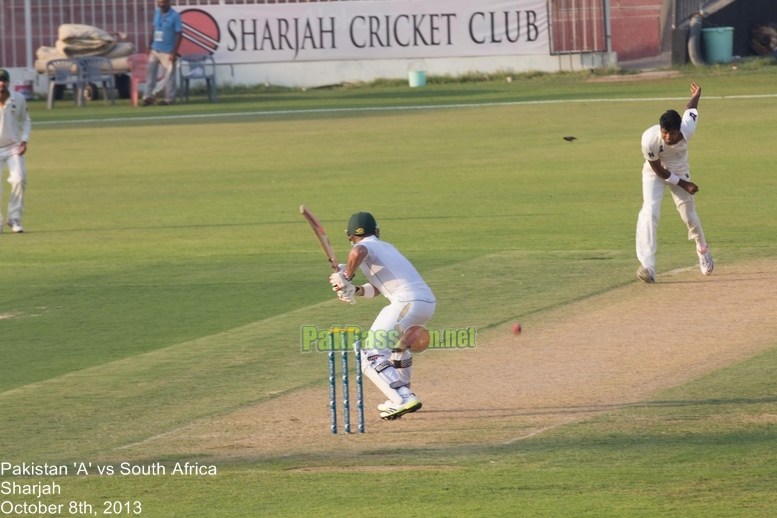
[[329, 212, 436, 420]]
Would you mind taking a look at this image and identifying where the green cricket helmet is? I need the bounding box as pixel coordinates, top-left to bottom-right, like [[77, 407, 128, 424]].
[[346, 212, 379, 238]]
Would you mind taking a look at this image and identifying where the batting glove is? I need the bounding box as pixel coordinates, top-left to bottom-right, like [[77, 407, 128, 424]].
[[338, 263, 354, 280], [329, 271, 348, 291], [329, 264, 353, 291], [337, 283, 357, 305]]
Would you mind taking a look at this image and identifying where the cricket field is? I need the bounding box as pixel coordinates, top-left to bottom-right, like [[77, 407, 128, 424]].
[[1, 63, 776, 516]]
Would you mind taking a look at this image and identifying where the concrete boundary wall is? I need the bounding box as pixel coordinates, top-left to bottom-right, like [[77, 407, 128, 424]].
[[216, 52, 617, 88], [9, 50, 616, 96]]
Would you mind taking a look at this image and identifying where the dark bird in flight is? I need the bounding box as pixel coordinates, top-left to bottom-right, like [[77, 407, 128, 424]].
[[563, 136, 577, 142]]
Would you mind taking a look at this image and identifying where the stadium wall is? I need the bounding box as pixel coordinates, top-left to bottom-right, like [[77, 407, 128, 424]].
[[1, 0, 616, 93]]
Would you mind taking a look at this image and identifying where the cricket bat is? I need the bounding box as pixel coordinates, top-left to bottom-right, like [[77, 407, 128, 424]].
[[300, 205, 340, 272]]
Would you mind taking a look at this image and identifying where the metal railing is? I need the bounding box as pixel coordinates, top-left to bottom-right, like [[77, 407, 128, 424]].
[[1, 0, 158, 68], [674, 0, 727, 28], [3, 0, 612, 68], [0, 0, 361, 68], [549, 0, 608, 54], [675, 0, 703, 26]]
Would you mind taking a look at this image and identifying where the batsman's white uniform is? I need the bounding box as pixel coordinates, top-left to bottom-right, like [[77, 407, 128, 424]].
[[637, 108, 706, 270], [356, 236, 436, 395], [0, 90, 30, 225]]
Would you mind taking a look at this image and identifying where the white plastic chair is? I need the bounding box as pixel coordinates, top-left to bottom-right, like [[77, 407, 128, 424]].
[[79, 56, 116, 105], [46, 59, 85, 109], [178, 54, 218, 103]]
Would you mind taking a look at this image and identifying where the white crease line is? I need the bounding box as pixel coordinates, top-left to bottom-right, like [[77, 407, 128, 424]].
[[503, 414, 587, 444], [115, 427, 185, 450], [662, 266, 697, 276], [36, 93, 777, 126]]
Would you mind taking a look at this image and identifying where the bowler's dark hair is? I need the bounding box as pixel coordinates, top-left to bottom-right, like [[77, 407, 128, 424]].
[[659, 110, 682, 131]]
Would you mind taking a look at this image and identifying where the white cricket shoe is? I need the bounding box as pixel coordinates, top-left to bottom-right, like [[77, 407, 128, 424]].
[[377, 399, 421, 413], [697, 247, 714, 275], [6, 219, 23, 233], [637, 266, 655, 283], [379, 394, 422, 420]]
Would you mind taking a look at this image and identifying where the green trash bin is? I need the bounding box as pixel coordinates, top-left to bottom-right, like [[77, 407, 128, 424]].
[[702, 27, 734, 63]]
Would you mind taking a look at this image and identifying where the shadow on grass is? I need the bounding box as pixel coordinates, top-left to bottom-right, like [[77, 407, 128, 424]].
[[206, 427, 777, 471], [421, 396, 777, 419], [26, 212, 555, 234], [632, 396, 777, 408], [340, 88, 498, 101]]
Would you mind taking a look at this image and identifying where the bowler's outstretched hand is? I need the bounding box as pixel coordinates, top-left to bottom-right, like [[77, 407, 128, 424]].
[[687, 82, 701, 110]]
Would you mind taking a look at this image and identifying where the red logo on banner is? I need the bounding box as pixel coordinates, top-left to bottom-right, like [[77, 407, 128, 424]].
[[179, 9, 220, 56]]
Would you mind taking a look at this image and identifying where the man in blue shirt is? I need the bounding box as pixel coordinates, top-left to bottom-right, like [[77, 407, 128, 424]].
[[142, 0, 182, 106]]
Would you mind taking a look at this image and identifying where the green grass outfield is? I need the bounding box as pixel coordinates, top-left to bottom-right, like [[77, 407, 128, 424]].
[[1, 65, 776, 516]]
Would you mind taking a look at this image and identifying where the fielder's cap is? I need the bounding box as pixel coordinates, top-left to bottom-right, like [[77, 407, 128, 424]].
[[0, 69, 9, 81], [347, 212, 379, 237]]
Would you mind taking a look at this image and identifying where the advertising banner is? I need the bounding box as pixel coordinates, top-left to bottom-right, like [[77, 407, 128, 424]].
[[177, 0, 549, 64]]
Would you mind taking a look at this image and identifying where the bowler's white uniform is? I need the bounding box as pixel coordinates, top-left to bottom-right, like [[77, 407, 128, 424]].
[[0, 90, 30, 225], [637, 109, 706, 270], [356, 235, 436, 389]]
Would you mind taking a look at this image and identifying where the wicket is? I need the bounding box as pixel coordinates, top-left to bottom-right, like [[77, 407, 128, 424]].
[[328, 331, 365, 434]]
